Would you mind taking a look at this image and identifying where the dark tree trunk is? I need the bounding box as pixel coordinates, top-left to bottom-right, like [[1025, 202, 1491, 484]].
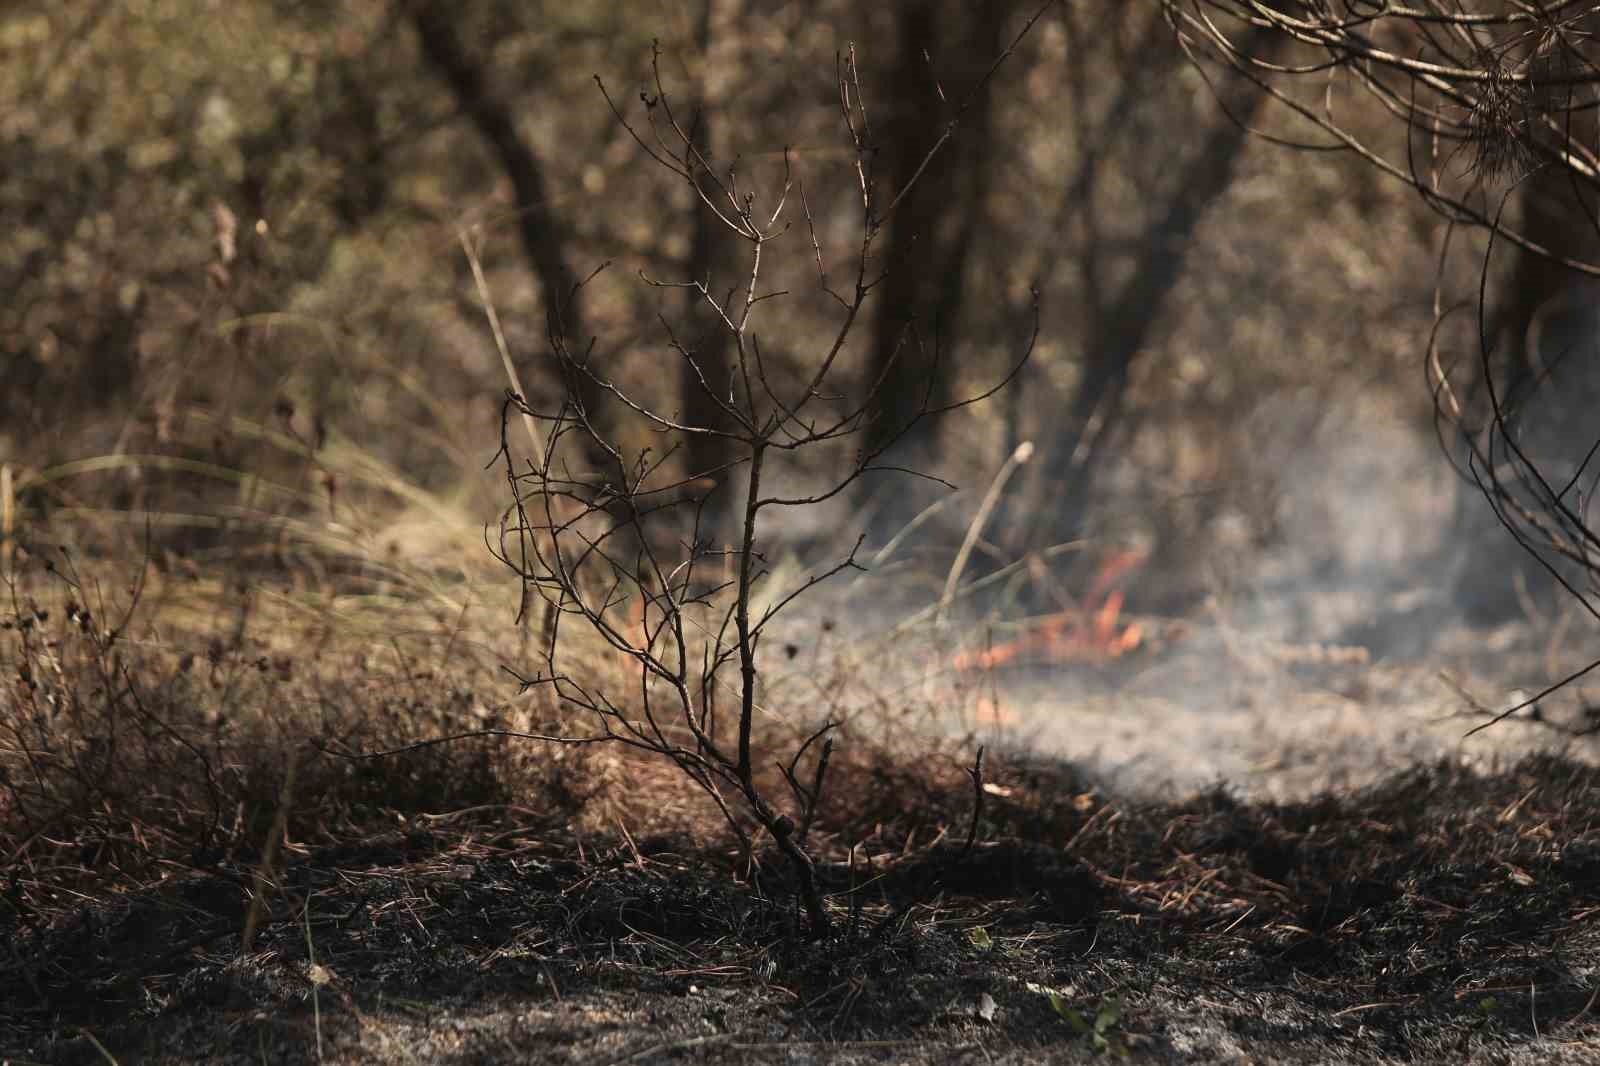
[[862, 0, 1007, 523], [857, 0, 1004, 541], [1451, 164, 1600, 622], [1002, 24, 1278, 567], [408, 2, 606, 437], [679, 1, 742, 532]]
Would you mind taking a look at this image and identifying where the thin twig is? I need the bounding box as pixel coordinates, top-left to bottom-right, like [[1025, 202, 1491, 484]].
[[938, 441, 1034, 625], [462, 229, 546, 464], [963, 745, 986, 857]]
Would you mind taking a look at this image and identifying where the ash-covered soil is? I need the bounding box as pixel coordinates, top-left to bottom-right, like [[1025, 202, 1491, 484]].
[[813, 554, 1600, 806], [8, 747, 1600, 1065], [964, 615, 1597, 804]]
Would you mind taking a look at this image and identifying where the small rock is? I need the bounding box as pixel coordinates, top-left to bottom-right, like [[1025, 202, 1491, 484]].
[[977, 992, 998, 1022]]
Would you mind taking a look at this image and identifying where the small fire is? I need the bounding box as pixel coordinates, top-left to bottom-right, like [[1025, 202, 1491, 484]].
[[952, 550, 1145, 672]]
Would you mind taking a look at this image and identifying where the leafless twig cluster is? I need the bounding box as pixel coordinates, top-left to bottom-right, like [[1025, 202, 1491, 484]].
[[486, 45, 1037, 933], [1168, 3, 1600, 189], [1170, 1, 1600, 719]]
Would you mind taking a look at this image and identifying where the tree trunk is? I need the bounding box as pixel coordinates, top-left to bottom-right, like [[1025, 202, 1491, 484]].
[[408, 2, 606, 439], [861, 0, 1008, 538], [1002, 24, 1278, 569], [679, 0, 742, 534], [1451, 164, 1600, 622]]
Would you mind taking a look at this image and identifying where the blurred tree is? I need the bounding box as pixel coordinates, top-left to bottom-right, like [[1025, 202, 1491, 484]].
[[677, 0, 743, 524], [1452, 156, 1600, 622], [407, 0, 608, 443], [861, 0, 1013, 536], [1024, 24, 1276, 552], [980, 12, 1278, 606], [1168, 2, 1600, 661]]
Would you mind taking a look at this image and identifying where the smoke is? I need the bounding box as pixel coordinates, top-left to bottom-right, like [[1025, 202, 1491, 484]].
[[766, 393, 1595, 803]]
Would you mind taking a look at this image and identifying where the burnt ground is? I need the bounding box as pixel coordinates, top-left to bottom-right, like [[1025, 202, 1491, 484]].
[[7, 752, 1600, 1065]]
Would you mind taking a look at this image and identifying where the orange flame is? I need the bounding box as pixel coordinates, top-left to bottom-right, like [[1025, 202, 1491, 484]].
[[951, 550, 1145, 672]]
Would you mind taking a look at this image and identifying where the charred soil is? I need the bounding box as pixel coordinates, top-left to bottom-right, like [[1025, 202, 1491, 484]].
[[7, 754, 1600, 1064]]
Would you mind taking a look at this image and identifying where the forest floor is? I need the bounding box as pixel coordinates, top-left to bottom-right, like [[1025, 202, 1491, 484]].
[[8, 730, 1600, 1063], [6, 557, 1600, 1064]]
